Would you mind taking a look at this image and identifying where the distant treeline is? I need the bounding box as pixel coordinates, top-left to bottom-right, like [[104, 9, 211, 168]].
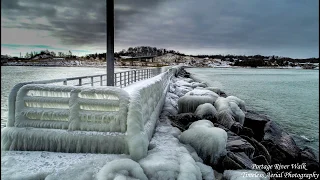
[[84, 46, 185, 59], [2, 46, 319, 64]]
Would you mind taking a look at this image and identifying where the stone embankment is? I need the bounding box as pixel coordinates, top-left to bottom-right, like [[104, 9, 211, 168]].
[[163, 67, 319, 180]]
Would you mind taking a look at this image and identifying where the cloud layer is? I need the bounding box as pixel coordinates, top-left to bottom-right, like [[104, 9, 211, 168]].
[[1, 0, 319, 58]]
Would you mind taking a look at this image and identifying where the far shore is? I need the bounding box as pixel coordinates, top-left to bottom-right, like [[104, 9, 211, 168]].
[[2, 64, 318, 70]]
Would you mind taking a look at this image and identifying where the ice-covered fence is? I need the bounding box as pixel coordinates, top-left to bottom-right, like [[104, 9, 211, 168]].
[[6, 68, 161, 127], [125, 66, 180, 160], [2, 85, 131, 154], [13, 85, 129, 132], [1, 66, 181, 159]]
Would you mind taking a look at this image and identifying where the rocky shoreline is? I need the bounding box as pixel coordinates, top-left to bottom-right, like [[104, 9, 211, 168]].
[[163, 67, 319, 180]]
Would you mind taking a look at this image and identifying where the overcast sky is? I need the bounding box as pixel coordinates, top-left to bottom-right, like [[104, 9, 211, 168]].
[[1, 0, 319, 58]]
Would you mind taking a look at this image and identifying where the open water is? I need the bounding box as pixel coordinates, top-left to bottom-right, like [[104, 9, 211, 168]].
[[187, 67, 319, 154]]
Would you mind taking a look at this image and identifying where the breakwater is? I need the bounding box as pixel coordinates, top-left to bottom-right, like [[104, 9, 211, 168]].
[[166, 67, 319, 179]]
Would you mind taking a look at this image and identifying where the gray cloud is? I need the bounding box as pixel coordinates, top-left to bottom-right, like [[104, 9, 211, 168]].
[[1, 0, 319, 58]]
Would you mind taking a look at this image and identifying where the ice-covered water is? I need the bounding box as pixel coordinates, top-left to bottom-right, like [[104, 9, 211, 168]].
[[1, 66, 132, 128], [187, 67, 319, 153]]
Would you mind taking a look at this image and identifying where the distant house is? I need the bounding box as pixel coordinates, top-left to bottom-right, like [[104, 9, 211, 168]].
[[120, 55, 156, 62], [53, 58, 65, 60]]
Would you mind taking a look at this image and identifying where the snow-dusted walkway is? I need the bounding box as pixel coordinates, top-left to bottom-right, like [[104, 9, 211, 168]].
[[1, 67, 215, 180]]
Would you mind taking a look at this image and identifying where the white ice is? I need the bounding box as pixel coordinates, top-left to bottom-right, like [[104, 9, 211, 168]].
[[179, 120, 228, 165]]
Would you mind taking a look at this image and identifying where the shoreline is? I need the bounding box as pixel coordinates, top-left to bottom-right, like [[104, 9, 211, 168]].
[[2, 64, 318, 70]]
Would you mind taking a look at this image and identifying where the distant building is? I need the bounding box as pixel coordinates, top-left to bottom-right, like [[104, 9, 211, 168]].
[[120, 55, 156, 62], [53, 58, 65, 60]]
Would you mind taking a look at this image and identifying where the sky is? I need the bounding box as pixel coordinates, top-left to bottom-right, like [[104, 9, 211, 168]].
[[1, 0, 319, 58]]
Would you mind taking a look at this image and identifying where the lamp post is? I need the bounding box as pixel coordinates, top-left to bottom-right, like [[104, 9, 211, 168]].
[[106, 0, 114, 86]]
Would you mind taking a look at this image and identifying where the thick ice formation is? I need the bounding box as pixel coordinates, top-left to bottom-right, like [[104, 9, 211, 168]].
[[161, 92, 179, 117], [191, 82, 207, 88], [1, 127, 128, 154], [223, 170, 269, 180], [97, 159, 148, 180], [226, 96, 247, 112], [196, 162, 215, 180], [1, 151, 129, 180], [178, 89, 219, 114], [178, 95, 216, 114], [205, 87, 221, 95], [139, 123, 214, 180], [185, 89, 219, 100], [126, 68, 171, 160], [179, 120, 228, 164], [229, 101, 245, 125], [194, 103, 217, 120], [214, 97, 246, 129], [12, 84, 130, 132]]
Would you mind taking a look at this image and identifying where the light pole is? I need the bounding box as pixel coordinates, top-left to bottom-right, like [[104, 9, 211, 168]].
[[106, 0, 114, 86]]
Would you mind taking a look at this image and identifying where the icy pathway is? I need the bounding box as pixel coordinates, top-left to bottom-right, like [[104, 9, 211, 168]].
[[1, 151, 129, 179], [1, 69, 214, 179]]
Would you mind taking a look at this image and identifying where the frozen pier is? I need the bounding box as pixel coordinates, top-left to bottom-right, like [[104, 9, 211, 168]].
[[1, 66, 179, 160]]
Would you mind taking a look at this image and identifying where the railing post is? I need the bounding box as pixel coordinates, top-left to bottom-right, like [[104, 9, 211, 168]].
[[119, 72, 122, 88], [91, 77, 94, 86], [114, 73, 117, 87], [79, 78, 82, 86], [100, 76, 103, 86], [63, 80, 67, 85], [124, 72, 127, 87], [134, 71, 136, 82]]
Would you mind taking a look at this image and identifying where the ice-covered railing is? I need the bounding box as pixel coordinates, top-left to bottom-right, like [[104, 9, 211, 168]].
[[7, 68, 161, 128], [126, 66, 180, 160], [1, 66, 181, 160], [13, 85, 129, 132]]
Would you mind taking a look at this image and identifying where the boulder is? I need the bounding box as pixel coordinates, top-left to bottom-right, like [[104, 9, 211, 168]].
[[168, 113, 200, 131], [220, 91, 228, 98], [229, 122, 243, 135], [244, 110, 270, 141], [299, 147, 320, 174], [227, 132, 255, 159], [213, 123, 255, 159], [240, 135, 271, 164], [261, 121, 301, 165], [239, 127, 254, 138], [226, 152, 255, 170], [170, 113, 199, 125], [221, 155, 243, 171]]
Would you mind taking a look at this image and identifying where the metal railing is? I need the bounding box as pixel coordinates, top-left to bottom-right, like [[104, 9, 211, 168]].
[[62, 68, 161, 87], [7, 67, 162, 127], [15, 68, 161, 88]]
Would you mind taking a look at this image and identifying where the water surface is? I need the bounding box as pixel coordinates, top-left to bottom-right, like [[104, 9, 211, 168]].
[[187, 67, 319, 153]]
